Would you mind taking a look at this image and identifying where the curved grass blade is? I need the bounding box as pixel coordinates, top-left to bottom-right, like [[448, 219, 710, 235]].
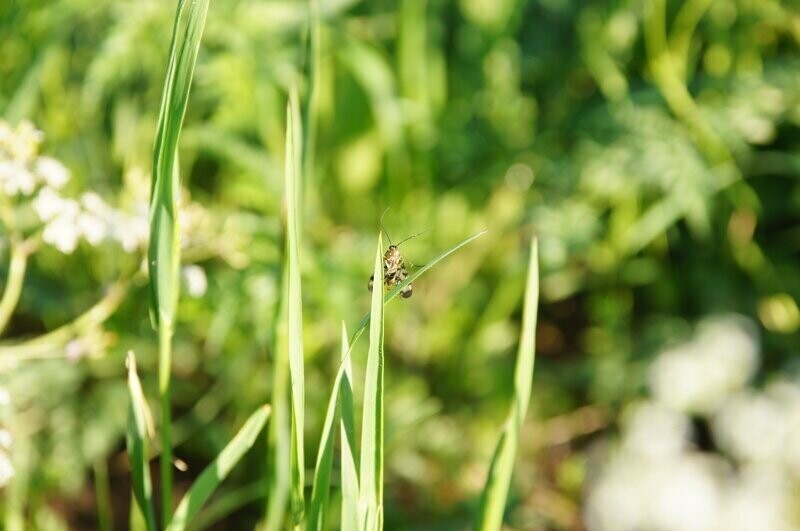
[[348, 229, 487, 351], [166, 405, 272, 531], [149, 0, 209, 330], [476, 238, 539, 530], [358, 233, 386, 530], [307, 323, 353, 530], [125, 352, 157, 531], [285, 87, 306, 525], [339, 322, 359, 531], [149, 0, 210, 522]]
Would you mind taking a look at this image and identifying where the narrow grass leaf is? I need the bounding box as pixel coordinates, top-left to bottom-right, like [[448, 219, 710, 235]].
[[476, 238, 539, 531], [166, 405, 272, 531], [339, 322, 359, 531], [148, 0, 209, 331], [307, 324, 351, 530], [125, 352, 157, 531], [265, 264, 291, 531], [284, 87, 306, 525], [359, 233, 386, 530], [149, 0, 209, 521]]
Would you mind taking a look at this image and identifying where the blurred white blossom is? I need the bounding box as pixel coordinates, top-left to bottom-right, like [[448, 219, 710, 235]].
[[587, 315, 800, 531], [35, 156, 69, 189], [649, 316, 758, 414], [42, 212, 82, 254], [0, 430, 11, 450], [182, 265, 208, 298], [621, 401, 690, 458]]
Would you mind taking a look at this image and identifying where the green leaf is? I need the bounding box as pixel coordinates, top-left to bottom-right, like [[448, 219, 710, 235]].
[[358, 233, 386, 530], [307, 323, 353, 531], [476, 238, 539, 531], [285, 86, 306, 525], [125, 352, 158, 531], [265, 264, 291, 531], [148, 0, 210, 331], [149, 0, 209, 521], [166, 405, 272, 531], [339, 322, 359, 531]]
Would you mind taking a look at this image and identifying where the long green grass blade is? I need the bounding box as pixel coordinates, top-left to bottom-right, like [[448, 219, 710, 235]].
[[285, 87, 306, 525], [265, 263, 291, 531], [339, 322, 359, 531], [125, 352, 158, 531], [476, 238, 539, 530], [348, 230, 487, 351], [359, 233, 386, 530], [149, 0, 209, 330], [149, 0, 210, 522], [166, 405, 272, 531], [307, 324, 351, 530]]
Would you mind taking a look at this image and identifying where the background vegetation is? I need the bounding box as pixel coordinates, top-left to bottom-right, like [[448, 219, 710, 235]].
[[1, 0, 800, 529]]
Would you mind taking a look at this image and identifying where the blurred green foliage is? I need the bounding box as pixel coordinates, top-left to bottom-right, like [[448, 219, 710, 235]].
[[1, 0, 800, 529]]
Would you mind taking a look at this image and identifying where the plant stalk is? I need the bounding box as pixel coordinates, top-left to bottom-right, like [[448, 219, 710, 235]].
[[159, 320, 174, 526]]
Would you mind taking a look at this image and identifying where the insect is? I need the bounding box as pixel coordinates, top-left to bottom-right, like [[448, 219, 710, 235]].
[[368, 213, 426, 299]]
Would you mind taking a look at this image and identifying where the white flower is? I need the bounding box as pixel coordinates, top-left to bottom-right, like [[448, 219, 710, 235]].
[[0, 161, 36, 196], [713, 392, 785, 464], [622, 401, 690, 458], [649, 315, 758, 414], [8, 120, 43, 162], [0, 430, 11, 450], [585, 451, 723, 531], [182, 265, 207, 298], [80, 192, 113, 217], [112, 209, 148, 252], [33, 187, 73, 222], [77, 212, 108, 246], [719, 466, 795, 531], [43, 214, 82, 254], [35, 156, 70, 189], [0, 388, 10, 406]]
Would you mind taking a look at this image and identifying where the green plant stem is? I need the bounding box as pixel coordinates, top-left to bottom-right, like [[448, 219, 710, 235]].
[[159, 321, 174, 527], [0, 239, 31, 336], [94, 459, 114, 531], [0, 277, 132, 358]]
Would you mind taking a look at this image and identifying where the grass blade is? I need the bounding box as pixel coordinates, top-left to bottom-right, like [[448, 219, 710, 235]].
[[307, 323, 352, 530], [265, 265, 291, 531], [149, 0, 209, 522], [126, 352, 158, 531], [149, 0, 209, 329], [285, 87, 306, 525], [359, 233, 386, 530], [339, 322, 359, 531], [348, 229, 487, 350], [476, 238, 539, 530], [166, 405, 272, 531]]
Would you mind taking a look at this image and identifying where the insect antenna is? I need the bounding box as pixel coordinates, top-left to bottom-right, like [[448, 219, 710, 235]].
[[396, 228, 429, 247], [379, 207, 393, 246]]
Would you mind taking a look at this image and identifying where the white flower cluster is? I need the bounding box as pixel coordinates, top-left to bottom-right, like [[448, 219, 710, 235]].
[[0, 121, 69, 196], [585, 315, 800, 531], [32, 188, 148, 254], [649, 316, 759, 414], [0, 119, 149, 254]]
